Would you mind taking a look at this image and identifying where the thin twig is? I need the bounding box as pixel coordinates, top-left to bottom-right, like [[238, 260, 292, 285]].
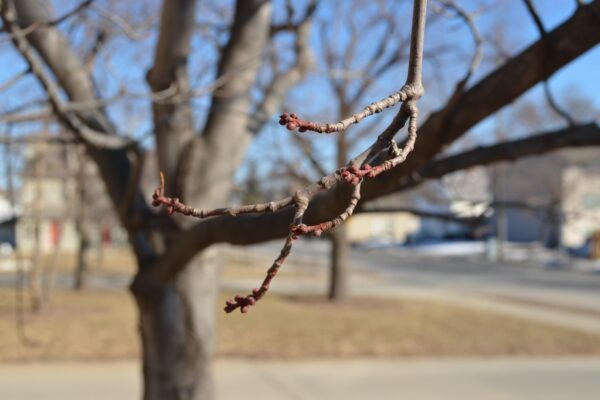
[[90, 3, 143, 41], [152, 172, 295, 218], [521, 0, 576, 126], [436, 0, 482, 92], [0, 67, 30, 92], [0, 0, 93, 44], [522, 0, 546, 35], [278, 89, 411, 134]]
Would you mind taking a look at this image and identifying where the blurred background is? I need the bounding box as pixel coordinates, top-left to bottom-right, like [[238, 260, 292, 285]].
[[1, 0, 600, 399]]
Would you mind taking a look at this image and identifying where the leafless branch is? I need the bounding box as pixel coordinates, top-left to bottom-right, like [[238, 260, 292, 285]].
[[0, 0, 93, 43], [0, 133, 76, 145], [152, 0, 428, 313], [394, 123, 600, 192], [269, 0, 317, 35], [521, 0, 546, 35], [153, 172, 295, 219], [521, 0, 577, 126], [0, 111, 51, 123], [1, 2, 135, 150], [0, 67, 30, 92], [543, 81, 576, 126], [435, 0, 483, 92], [89, 3, 143, 41], [248, 0, 316, 135], [127, 1, 600, 309], [278, 87, 416, 134]]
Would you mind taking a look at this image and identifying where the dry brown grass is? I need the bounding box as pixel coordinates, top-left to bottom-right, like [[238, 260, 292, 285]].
[[0, 288, 138, 362], [1, 288, 600, 362], [217, 294, 600, 358]]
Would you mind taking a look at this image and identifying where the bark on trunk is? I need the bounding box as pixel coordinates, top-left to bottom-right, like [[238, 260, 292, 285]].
[[328, 225, 350, 301], [74, 152, 92, 290], [74, 224, 92, 290], [328, 103, 350, 302], [134, 248, 222, 400]]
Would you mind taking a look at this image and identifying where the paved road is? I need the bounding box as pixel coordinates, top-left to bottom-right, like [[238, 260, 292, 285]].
[[236, 240, 600, 333], [245, 239, 600, 303], [2, 358, 600, 400]]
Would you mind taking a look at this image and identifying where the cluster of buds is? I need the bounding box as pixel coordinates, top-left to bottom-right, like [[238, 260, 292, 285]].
[[224, 291, 259, 313], [151, 172, 196, 217], [340, 163, 376, 185], [290, 223, 326, 238], [279, 112, 313, 132], [152, 180, 178, 215]]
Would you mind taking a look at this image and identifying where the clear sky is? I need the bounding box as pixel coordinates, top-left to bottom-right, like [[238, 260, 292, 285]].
[[0, 0, 598, 189]]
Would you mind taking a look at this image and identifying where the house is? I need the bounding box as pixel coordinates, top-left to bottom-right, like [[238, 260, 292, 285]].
[[490, 147, 600, 249], [0, 192, 19, 248], [14, 138, 127, 254], [350, 180, 479, 244], [346, 146, 600, 252]]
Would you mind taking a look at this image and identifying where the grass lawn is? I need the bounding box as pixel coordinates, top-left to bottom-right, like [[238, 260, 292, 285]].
[[1, 287, 600, 362]]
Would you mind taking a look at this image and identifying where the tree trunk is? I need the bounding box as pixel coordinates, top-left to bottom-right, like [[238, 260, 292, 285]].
[[74, 151, 92, 290], [30, 142, 45, 312], [74, 224, 92, 290], [134, 248, 222, 400], [328, 225, 350, 301]]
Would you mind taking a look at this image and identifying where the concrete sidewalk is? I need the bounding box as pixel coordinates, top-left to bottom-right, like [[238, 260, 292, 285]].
[[2, 358, 600, 400]]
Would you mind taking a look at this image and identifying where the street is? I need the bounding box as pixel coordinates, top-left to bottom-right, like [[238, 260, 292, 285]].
[[236, 240, 600, 334]]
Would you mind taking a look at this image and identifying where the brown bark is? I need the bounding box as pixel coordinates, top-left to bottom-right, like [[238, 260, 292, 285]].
[[136, 249, 221, 400], [74, 154, 92, 290], [74, 225, 91, 290], [147, 0, 196, 196], [328, 225, 350, 301], [328, 101, 350, 301]]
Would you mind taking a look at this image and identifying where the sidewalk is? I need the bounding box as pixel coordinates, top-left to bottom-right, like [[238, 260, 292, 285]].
[[1, 358, 600, 400]]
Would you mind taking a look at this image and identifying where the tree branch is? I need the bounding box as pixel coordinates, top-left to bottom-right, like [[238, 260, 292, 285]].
[[362, 0, 600, 199], [149, 0, 429, 313], [3, 0, 156, 265], [394, 123, 600, 192], [146, 0, 197, 196], [184, 0, 273, 210], [521, 0, 577, 126], [247, 0, 316, 135]]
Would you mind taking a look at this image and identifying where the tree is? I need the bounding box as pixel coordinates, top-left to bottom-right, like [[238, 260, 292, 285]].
[[2, 1, 600, 399]]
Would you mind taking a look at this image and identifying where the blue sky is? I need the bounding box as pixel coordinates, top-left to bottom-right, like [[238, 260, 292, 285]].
[[0, 0, 599, 190]]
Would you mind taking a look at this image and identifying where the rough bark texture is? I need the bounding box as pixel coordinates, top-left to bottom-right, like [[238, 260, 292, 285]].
[[328, 225, 350, 301], [74, 226, 91, 290], [137, 249, 221, 400], [74, 152, 92, 290], [140, 1, 272, 398]]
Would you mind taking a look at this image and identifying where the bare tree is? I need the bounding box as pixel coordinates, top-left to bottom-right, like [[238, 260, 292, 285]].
[[2, 1, 600, 399]]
